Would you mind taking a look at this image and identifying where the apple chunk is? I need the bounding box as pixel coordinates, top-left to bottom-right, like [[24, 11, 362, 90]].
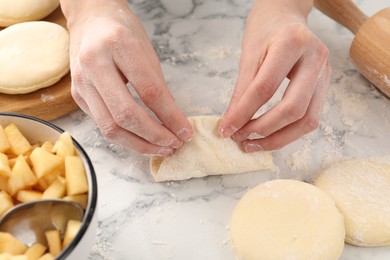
[[4, 123, 31, 156], [0, 232, 27, 255], [8, 156, 38, 196], [65, 156, 88, 196], [30, 148, 64, 179], [0, 191, 13, 217]]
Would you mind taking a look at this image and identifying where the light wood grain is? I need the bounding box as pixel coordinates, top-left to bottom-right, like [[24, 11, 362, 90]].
[[351, 8, 390, 97], [0, 7, 79, 121], [314, 0, 368, 34], [315, 0, 390, 98]]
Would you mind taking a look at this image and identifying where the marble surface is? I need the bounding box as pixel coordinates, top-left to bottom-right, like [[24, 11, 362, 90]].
[[53, 0, 390, 259]]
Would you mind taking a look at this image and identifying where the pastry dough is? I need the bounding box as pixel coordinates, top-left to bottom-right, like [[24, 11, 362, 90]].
[[0, 0, 59, 27], [150, 116, 275, 182], [230, 179, 345, 260], [315, 159, 390, 247], [0, 21, 69, 94]]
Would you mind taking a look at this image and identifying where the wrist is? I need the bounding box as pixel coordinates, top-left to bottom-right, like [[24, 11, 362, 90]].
[[253, 0, 314, 21], [59, 0, 129, 29]]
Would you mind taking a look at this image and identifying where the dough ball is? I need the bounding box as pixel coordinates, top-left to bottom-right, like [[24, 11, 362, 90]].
[[0, 0, 59, 27], [0, 21, 69, 94], [315, 159, 390, 246], [230, 179, 345, 260]]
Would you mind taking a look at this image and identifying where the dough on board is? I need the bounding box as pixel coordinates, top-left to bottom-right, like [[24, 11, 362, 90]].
[[150, 116, 275, 182], [0, 21, 69, 94], [230, 179, 345, 260], [0, 0, 59, 27], [315, 159, 390, 247]]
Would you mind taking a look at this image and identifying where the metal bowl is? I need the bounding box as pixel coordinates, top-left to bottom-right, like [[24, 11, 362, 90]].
[[0, 112, 98, 259]]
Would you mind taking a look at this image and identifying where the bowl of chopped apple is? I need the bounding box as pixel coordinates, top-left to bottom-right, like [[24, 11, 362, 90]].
[[0, 112, 98, 259]]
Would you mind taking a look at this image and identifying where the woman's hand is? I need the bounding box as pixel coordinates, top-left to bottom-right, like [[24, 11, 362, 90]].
[[60, 0, 194, 156], [219, 0, 331, 152]]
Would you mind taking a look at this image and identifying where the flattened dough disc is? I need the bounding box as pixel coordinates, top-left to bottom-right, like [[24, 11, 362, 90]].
[[150, 116, 275, 182], [315, 159, 390, 246], [0, 0, 59, 27], [230, 179, 345, 260], [0, 21, 69, 94]]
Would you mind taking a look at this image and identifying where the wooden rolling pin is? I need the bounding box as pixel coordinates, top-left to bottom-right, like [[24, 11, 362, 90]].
[[314, 0, 390, 97]]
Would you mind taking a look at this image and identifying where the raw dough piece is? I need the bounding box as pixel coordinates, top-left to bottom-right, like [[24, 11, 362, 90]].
[[150, 116, 275, 182], [0, 21, 69, 94], [230, 179, 345, 260], [315, 159, 390, 246], [0, 0, 59, 27]]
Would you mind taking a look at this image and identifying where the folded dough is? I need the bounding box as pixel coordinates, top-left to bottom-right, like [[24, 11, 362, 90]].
[[150, 116, 275, 182], [0, 0, 59, 27], [0, 21, 69, 94]]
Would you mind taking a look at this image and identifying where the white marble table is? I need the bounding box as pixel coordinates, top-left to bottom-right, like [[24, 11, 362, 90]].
[[53, 0, 390, 259]]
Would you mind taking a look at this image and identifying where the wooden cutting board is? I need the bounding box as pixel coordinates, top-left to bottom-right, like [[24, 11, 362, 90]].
[[0, 7, 79, 121]]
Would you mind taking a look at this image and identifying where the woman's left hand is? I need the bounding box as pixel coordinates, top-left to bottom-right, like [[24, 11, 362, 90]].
[[219, 0, 331, 152]]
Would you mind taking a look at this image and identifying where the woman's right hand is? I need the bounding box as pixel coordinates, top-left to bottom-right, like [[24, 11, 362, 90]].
[[60, 0, 194, 156]]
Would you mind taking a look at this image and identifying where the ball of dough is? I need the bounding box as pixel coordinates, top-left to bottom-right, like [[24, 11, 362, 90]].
[[0, 0, 59, 27], [230, 179, 345, 260], [0, 21, 69, 94], [315, 159, 390, 247]]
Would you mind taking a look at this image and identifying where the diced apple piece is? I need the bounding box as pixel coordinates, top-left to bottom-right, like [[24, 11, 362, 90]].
[[42, 177, 66, 199], [52, 132, 75, 158], [25, 243, 46, 260], [0, 153, 11, 178], [62, 219, 81, 249], [42, 169, 64, 186], [65, 156, 88, 196], [37, 254, 54, 260], [9, 256, 27, 260], [7, 156, 20, 169], [0, 253, 12, 260], [63, 194, 88, 209], [0, 175, 8, 192], [15, 190, 42, 203], [33, 178, 49, 193], [23, 144, 39, 157], [44, 230, 61, 257], [0, 254, 27, 260], [7, 156, 38, 196], [30, 148, 64, 179], [0, 126, 10, 154], [4, 124, 31, 156], [0, 232, 27, 255], [40, 142, 54, 153], [0, 191, 13, 217]]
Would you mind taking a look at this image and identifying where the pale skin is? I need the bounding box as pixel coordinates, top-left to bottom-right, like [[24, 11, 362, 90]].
[[59, 0, 331, 156]]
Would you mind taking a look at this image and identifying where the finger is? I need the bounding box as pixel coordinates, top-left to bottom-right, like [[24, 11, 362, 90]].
[[85, 58, 185, 149], [227, 46, 267, 110], [243, 63, 331, 152], [113, 41, 194, 142], [81, 83, 175, 156], [70, 70, 93, 116], [219, 31, 306, 138], [232, 46, 329, 142]]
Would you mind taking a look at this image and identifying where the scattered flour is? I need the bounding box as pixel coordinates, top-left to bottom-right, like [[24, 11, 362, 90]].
[[286, 142, 312, 172], [40, 94, 55, 102], [90, 227, 115, 260]]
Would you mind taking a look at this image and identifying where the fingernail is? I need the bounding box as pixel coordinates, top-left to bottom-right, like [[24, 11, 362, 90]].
[[177, 128, 194, 141], [157, 147, 174, 157], [247, 133, 265, 140], [220, 125, 238, 138], [169, 139, 183, 149], [244, 143, 264, 153], [232, 131, 246, 142]]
